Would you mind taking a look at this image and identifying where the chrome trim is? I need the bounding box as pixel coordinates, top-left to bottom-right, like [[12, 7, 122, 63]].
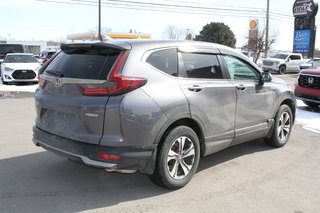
[[41, 75, 106, 86], [299, 73, 320, 78]]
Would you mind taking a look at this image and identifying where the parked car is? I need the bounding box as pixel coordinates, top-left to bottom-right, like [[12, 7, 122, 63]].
[[295, 68, 320, 108], [0, 53, 40, 84], [262, 53, 306, 74], [38, 50, 57, 65], [299, 57, 320, 70], [33, 40, 296, 189], [0, 44, 24, 60]]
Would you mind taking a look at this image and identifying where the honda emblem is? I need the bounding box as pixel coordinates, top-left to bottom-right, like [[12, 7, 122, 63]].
[[308, 77, 314, 85], [55, 78, 62, 87]]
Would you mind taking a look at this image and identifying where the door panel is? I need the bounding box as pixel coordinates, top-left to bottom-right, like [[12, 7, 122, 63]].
[[178, 52, 236, 154], [222, 55, 275, 145]]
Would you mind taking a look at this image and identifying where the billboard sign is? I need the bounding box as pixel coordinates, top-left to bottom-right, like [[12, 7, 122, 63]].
[[293, 0, 318, 17], [293, 29, 311, 53]]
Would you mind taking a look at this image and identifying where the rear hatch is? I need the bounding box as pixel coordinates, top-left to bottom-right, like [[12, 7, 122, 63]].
[[35, 43, 129, 145]]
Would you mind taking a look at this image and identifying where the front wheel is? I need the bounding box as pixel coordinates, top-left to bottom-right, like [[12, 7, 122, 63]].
[[265, 105, 293, 147], [279, 65, 286, 74], [149, 126, 200, 190]]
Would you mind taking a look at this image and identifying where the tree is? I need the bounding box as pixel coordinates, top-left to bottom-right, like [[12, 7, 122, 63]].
[[195, 22, 236, 48], [242, 28, 277, 63], [162, 25, 186, 40]]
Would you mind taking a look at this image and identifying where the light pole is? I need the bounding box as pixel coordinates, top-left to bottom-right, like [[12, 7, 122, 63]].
[[98, 0, 102, 41], [265, 0, 270, 57]]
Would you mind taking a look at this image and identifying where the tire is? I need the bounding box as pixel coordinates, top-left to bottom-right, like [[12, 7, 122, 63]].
[[149, 126, 200, 190], [303, 101, 319, 109], [265, 105, 293, 147], [279, 65, 286, 74]]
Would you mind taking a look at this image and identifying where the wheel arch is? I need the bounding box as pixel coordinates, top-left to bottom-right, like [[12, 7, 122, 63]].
[[155, 118, 206, 157], [280, 98, 296, 122]]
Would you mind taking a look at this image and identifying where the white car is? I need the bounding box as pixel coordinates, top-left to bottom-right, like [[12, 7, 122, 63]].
[[0, 53, 41, 84]]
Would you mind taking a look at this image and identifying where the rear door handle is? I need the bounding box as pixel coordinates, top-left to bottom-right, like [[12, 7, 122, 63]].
[[188, 85, 204, 92], [236, 84, 247, 91]]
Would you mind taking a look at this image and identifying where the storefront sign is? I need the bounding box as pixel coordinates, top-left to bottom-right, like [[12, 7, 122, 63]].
[[293, 0, 318, 17], [293, 29, 311, 53]]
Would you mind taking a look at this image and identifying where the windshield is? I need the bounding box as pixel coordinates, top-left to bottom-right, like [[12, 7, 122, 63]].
[[5, 55, 38, 63], [272, 54, 288, 60]]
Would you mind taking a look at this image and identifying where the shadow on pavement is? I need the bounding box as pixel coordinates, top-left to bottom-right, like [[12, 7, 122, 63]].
[[198, 138, 272, 172], [0, 138, 274, 212]]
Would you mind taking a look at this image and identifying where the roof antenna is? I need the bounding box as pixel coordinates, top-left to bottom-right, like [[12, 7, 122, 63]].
[[98, 0, 103, 42]]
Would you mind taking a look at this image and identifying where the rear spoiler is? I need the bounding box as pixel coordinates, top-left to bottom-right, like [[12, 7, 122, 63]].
[[60, 42, 130, 52]]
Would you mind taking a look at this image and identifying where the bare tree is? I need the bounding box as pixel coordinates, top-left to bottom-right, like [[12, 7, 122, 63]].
[[243, 28, 278, 63], [162, 25, 186, 40]]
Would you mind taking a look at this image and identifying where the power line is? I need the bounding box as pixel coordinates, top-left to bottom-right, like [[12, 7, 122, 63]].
[[34, 0, 299, 24]]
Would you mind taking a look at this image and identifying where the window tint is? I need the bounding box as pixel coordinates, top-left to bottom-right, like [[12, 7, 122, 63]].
[[181, 53, 223, 79], [146, 49, 177, 76], [223, 55, 259, 80], [44, 48, 120, 80], [289, 55, 301, 60]]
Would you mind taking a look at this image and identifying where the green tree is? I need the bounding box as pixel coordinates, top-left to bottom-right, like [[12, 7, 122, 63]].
[[195, 22, 236, 48]]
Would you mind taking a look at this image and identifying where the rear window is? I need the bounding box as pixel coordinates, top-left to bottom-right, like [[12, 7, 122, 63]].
[[5, 54, 38, 63], [146, 49, 178, 76], [44, 47, 121, 80]]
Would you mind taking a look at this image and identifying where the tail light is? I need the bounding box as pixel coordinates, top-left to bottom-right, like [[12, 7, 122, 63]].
[[78, 51, 147, 96], [39, 75, 46, 89]]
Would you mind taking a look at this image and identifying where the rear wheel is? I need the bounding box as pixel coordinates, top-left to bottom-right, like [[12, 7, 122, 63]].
[[149, 126, 200, 190], [279, 65, 286, 74], [303, 101, 319, 109], [265, 105, 293, 147]]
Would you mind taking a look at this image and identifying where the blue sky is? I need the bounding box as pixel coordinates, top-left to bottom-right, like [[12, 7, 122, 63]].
[[1, 0, 319, 51]]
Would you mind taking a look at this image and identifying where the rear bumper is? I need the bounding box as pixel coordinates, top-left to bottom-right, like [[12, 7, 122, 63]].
[[32, 126, 157, 174]]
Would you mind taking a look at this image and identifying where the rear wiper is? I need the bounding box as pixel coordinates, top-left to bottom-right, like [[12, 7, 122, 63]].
[[45, 70, 64, 78]]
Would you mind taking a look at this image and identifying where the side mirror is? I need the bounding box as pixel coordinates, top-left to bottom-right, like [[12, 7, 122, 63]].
[[262, 71, 272, 82], [0, 59, 4, 63]]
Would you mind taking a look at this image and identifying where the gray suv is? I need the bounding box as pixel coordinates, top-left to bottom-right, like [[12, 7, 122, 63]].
[[33, 40, 296, 189]]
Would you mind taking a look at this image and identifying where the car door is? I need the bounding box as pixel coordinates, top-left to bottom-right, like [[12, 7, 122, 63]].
[[178, 49, 236, 156], [287, 55, 298, 70], [221, 54, 275, 145]]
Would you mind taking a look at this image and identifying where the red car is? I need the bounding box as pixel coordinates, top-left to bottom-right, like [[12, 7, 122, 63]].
[[295, 69, 320, 108]]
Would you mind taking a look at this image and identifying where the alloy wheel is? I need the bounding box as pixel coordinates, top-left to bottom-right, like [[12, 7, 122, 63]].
[[166, 136, 195, 180], [277, 111, 291, 142]]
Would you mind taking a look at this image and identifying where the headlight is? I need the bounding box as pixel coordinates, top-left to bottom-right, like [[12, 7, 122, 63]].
[[4, 67, 14, 72], [274, 61, 280, 65]]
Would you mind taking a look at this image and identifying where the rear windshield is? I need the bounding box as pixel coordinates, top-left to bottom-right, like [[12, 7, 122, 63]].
[[44, 47, 121, 80], [5, 54, 38, 63]]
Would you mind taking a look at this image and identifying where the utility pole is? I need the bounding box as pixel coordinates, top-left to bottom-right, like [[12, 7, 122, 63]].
[[98, 0, 103, 41], [265, 0, 270, 57]]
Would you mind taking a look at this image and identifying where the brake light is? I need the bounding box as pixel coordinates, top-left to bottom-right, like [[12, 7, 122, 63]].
[[78, 51, 147, 96], [39, 76, 46, 89]]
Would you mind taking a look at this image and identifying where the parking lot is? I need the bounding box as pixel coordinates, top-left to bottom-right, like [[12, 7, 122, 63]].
[[0, 74, 319, 213]]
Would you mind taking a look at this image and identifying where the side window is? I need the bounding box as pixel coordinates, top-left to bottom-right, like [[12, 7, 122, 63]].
[[146, 49, 178, 76], [223, 55, 259, 80], [180, 53, 223, 79], [289, 55, 301, 60]]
